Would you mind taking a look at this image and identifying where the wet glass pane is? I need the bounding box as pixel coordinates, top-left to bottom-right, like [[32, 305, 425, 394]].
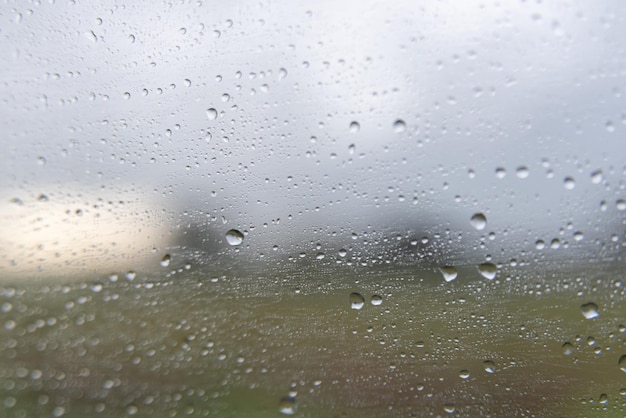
[[1, 1, 625, 416]]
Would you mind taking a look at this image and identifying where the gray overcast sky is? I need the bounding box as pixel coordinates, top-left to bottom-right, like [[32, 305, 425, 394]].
[[1, 0, 625, 276]]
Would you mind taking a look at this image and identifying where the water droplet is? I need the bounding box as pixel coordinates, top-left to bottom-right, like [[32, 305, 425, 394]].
[[516, 166, 529, 179], [599, 393, 609, 405], [580, 302, 600, 319], [349, 292, 365, 310], [535, 240, 545, 250], [37, 156, 47, 166], [477, 263, 497, 280], [371, 295, 383, 306], [225, 229, 244, 246], [563, 177, 576, 190], [470, 213, 487, 230], [591, 170, 603, 184], [278, 396, 297, 415], [278, 68, 288, 80], [439, 266, 458, 282], [125, 271, 136, 281], [616, 199, 626, 211], [349, 121, 360, 133], [573, 231, 584, 241], [458, 369, 470, 379], [562, 342, 574, 356], [338, 249, 347, 257], [443, 403, 456, 414], [160, 254, 171, 267], [620, 355, 626, 373], [495, 167, 506, 179], [348, 143, 356, 154], [206, 108, 218, 120], [483, 360, 495, 373], [606, 120, 615, 132], [393, 119, 406, 133]]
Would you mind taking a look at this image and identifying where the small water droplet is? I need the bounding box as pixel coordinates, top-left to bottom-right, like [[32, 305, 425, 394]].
[[349, 292, 365, 310], [477, 263, 497, 280], [562, 342, 574, 356], [338, 249, 347, 257], [348, 144, 356, 154], [535, 240, 545, 250], [458, 369, 470, 379], [483, 360, 495, 373], [516, 166, 529, 179], [563, 177, 576, 190], [160, 254, 171, 267], [443, 403, 456, 414], [495, 167, 506, 179], [573, 231, 584, 241], [278, 68, 288, 80], [371, 295, 383, 306], [616, 199, 626, 211], [278, 396, 297, 415], [349, 121, 360, 133], [126, 271, 136, 281], [225, 229, 244, 246], [206, 108, 218, 120], [470, 213, 487, 230], [439, 266, 458, 282], [393, 119, 406, 133], [599, 393, 609, 405], [580, 302, 600, 319], [37, 156, 47, 166], [605, 120, 615, 132], [591, 170, 603, 184]]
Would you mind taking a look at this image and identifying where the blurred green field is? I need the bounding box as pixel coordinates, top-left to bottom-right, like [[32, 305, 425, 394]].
[[1, 262, 625, 417]]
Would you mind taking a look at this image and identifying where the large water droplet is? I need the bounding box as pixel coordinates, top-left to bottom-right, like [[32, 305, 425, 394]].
[[349, 121, 360, 133], [371, 294, 383, 306], [562, 342, 574, 356], [563, 177, 576, 190], [470, 213, 487, 230], [483, 360, 495, 373], [516, 166, 529, 179], [477, 263, 497, 280], [591, 170, 603, 184], [349, 292, 365, 310], [393, 119, 406, 133], [439, 266, 458, 282], [278, 396, 297, 415], [225, 229, 244, 246], [580, 302, 599, 319], [206, 108, 218, 120], [160, 254, 171, 267], [458, 369, 470, 379]]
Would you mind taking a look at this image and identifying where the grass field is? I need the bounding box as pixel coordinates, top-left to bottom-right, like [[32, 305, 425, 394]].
[[1, 261, 625, 417]]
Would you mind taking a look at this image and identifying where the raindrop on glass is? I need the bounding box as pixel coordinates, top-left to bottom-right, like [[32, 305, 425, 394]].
[[206, 108, 218, 120], [160, 254, 171, 267], [619, 355, 626, 373], [225, 229, 244, 246], [349, 292, 365, 310], [278, 396, 297, 415], [470, 213, 487, 230], [591, 170, 603, 184], [580, 302, 599, 319], [349, 121, 360, 133], [483, 360, 495, 373], [562, 342, 574, 356], [439, 266, 458, 282], [371, 295, 383, 306], [563, 177, 576, 190], [393, 119, 406, 133], [477, 263, 497, 280], [516, 166, 529, 179]]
